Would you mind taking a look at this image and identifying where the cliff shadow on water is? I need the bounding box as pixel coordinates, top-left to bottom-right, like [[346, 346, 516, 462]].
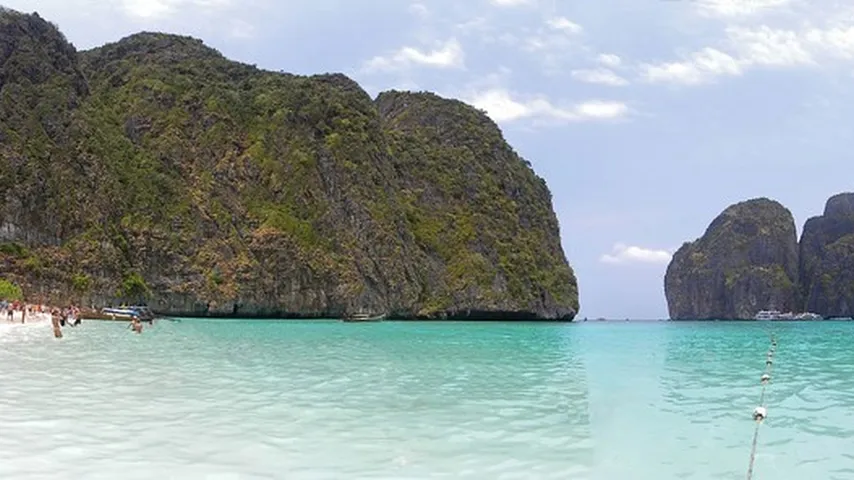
[[0, 9, 579, 321]]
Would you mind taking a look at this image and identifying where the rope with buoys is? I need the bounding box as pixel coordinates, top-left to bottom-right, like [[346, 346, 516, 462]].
[[746, 332, 776, 480]]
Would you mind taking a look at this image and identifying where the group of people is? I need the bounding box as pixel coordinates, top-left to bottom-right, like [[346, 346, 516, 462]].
[[49, 305, 82, 338], [1, 300, 49, 324], [48, 305, 146, 338], [1, 299, 145, 338]]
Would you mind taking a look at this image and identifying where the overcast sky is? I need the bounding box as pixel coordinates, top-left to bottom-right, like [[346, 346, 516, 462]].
[[8, 0, 854, 319]]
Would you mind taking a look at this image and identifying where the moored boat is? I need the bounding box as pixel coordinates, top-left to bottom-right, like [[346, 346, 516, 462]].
[[342, 312, 386, 322], [754, 310, 781, 320], [83, 306, 156, 322], [754, 310, 823, 321]]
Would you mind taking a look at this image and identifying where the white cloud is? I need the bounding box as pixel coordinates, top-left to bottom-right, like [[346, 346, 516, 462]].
[[728, 25, 813, 66], [696, 0, 793, 18], [362, 39, 465, 72], [575, 100, 630, 118], [600, 243, 673, 265], [456, 17, 489, 34], [229, 19, 254, 39], [547, 16, 583, 34], [528, 17, 583, 58], [452, 13, 586, 75], [571, 68, 629, 86], [803, 25, 854, 58], [123, 0, 172, 17], [598, 53, 622, 67], [409, 3, 429, 18], [468, 88, 628, 123], [639, 17, 854, 85], [490, 0, 533, 6], [121, 0, 231, 18], [642, 47, 742, 84]]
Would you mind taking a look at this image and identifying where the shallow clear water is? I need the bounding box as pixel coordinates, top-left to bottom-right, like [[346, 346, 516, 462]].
[[1, 319, 853, 479]]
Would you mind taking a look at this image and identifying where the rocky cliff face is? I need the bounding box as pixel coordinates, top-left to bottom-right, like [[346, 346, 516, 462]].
[[664, 198, 799, 320], [0, 10, 578, 320], [799, 193, 854, 318]]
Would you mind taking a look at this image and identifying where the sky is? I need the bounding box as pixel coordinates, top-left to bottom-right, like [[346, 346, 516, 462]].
[[7, 0, 854, 319]]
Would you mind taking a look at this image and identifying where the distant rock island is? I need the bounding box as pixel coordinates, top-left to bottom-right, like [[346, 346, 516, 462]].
[[665, 193, 854, 320], [0, 9, 579, 320], [799, 193, 854, 317]]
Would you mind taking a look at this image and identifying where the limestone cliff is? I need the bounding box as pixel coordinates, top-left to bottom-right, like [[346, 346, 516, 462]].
[[0, 10, 578, 319], [799, 193, 854, 318], [664, 198, 799, 320]]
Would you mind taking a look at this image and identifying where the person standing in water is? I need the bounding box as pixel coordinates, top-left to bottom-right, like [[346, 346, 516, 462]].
[[129, 316, 143, 334], [51, 308, 63, 338]]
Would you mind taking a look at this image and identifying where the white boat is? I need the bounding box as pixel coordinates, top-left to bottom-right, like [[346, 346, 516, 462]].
[[342, 312, 386, 322], [754, 310, 823, 321], [101, 306, 155, 322], [754, 310, 781, 320]]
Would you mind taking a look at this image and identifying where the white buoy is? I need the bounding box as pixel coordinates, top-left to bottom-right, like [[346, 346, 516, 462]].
[[761, 373, 771, 383], [753, 406, 767, 421]]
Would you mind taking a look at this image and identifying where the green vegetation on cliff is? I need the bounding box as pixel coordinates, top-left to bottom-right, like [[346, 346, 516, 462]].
[[0, 278, 23, 300], [0, 10, 578, 319], [664, 198, 799, 320], [377, 91, 578, 315]]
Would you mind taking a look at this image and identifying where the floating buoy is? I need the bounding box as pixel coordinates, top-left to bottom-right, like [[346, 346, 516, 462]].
[[766, 357, 773, 365], [753, 406, 767, 421], [761, 373, 771, 383]]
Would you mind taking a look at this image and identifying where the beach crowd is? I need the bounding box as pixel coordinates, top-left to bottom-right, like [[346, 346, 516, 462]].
[[0, 300, 145, 337]]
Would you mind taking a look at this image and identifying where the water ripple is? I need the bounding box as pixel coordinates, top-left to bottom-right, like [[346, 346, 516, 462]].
[[1, 320, 853, 478]]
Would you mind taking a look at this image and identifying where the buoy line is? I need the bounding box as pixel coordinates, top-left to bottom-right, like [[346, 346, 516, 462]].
[[746, 331, 776, 480]]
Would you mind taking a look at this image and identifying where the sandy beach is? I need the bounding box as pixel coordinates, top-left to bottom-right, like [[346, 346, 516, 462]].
[[1, 310, 52, 324], [0, 311, 53, 339]]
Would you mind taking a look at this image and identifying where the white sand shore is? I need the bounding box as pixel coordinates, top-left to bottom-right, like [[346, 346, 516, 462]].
[[0, 311, 53, 341], [1, 310, 52, 324]]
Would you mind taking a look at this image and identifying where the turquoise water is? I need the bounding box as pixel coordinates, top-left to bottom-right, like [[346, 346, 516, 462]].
[[1, 319, 853, 479]]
